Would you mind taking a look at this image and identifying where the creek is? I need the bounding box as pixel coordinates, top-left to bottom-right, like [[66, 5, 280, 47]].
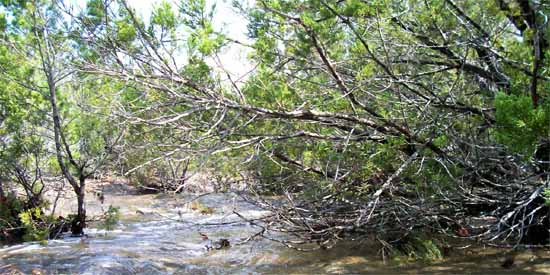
[[1, 191, 550, 274]]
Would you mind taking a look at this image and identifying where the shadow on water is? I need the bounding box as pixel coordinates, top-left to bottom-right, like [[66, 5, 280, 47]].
[[1, 193, 550, 274]]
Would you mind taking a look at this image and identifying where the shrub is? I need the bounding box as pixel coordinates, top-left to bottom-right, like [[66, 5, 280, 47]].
[[0, 194, 25, 242], [18, 207, 50, 244], [101, 205, 120, 230]]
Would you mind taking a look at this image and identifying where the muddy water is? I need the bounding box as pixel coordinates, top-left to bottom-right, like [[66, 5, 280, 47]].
[[2, 191, 550, 274]]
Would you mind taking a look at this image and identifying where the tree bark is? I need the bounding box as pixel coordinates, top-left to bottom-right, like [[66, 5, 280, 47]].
[[46, 63, 86, 235], [72, 176, 87, 236], [0, 179, 5, 201]]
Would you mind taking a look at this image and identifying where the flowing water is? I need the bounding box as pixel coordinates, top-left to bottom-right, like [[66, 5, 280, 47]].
[[2, 190, 550, 274]]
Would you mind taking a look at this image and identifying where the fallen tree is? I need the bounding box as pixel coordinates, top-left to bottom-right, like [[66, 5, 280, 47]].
[[75, 0, 549, 248]]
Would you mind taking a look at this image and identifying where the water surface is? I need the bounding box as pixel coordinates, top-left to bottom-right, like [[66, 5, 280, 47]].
[[2, 192, 550, 274]]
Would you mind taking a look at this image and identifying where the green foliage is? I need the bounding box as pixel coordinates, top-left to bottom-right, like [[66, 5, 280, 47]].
[[115, 19, 137, 43], [393, 236, 443, 262], [188, 21, 225, 55], [180, 0, 225, 56], [181, 56, 212, 82], [340, 0, 372, 17], [18, 207, 49, 243], [0, 11, 7, 31], [101, 205, 120, 231], [152, 1, 176, 29], [494, 93, 550, 155], [542, 188, 550, 206], [84, 0, 105, 26], [0, 194, 24, 231]]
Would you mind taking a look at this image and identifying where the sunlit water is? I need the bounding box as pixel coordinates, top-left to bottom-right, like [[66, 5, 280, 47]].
[[2, 192, 550, 274]]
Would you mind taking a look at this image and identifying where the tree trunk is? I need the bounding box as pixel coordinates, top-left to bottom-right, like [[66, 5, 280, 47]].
[[45, 60, 86, 235], [71, 177, 87, 236], [0, 179, 5, 201]]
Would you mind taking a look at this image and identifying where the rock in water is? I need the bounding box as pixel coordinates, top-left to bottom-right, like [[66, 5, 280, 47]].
[[206, 238, 231, 250], [501, 256, 514, 269]]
